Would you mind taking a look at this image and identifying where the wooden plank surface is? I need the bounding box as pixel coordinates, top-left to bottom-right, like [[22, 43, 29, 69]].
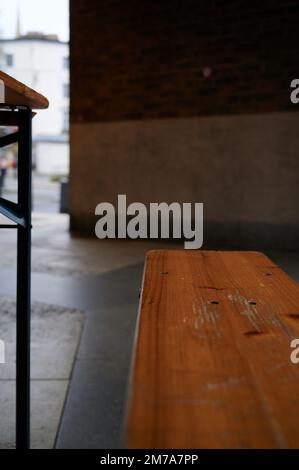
[[0, 70, 49, 109], [126, 250, 299, 448]]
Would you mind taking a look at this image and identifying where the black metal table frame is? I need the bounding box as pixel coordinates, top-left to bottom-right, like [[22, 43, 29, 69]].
[[0, 104, 32, 449]]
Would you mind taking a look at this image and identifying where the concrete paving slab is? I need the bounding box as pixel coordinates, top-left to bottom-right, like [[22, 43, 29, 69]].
[[0, 379, 68, 449], [56, 302, 140, 448], [0, 263, 143, 312], [31, 379, 69, 449], [77, 304, 138, 362], [56, 358, 130, 449], [0, 297, 83, 380], [0, 296, 84, 448]]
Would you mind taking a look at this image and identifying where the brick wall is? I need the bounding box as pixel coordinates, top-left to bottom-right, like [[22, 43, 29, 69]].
[[71, 0, 299, 123], [70, 0, 299, 249]]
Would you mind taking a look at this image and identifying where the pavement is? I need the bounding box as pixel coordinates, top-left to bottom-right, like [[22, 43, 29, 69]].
[[1, 172, 60, 213], [0, 296, 83, 449]]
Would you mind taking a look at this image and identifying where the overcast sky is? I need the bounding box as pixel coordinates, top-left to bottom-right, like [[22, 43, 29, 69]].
[[0, 0, 69, 41]]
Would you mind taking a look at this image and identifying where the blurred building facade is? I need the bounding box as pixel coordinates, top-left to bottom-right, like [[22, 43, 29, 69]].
[[0, 32, 69, 175]]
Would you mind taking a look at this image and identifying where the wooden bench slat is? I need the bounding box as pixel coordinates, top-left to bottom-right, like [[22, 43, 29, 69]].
[[126, 250, 299, 448], [0, 70, 49, 109]]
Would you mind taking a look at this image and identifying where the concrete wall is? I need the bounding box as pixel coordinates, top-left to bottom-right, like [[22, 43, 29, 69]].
[[70, 0, 299, 249]]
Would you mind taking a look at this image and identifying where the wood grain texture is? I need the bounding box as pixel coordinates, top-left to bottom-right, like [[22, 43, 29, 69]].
[[0, 70, 49, 109], [126, 250, 299, 449]]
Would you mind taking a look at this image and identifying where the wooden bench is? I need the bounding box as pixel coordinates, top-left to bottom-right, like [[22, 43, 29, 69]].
[[125, 250, 299, 448]]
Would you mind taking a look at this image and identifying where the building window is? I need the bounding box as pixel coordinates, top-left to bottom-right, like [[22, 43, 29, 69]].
[[63, 83, 69, 98], [62, 109, 69, 133], [5, 54, 13, 67], [63, 56, 69, 69]]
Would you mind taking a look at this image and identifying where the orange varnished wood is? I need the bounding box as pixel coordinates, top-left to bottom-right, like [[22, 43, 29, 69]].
[[0, 70, 49, 109], [126, 250, 299, 448]]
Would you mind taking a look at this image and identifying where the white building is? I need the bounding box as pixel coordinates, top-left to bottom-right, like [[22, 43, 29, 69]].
[[0, 33, 69, 175]]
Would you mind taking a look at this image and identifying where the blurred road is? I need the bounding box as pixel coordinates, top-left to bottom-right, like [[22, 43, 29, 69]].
[[2, 171, 61, 213]]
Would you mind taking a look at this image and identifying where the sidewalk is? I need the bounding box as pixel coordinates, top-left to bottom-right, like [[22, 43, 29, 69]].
[[0, 207, 180, 448], [2, 172, 60, 213]]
